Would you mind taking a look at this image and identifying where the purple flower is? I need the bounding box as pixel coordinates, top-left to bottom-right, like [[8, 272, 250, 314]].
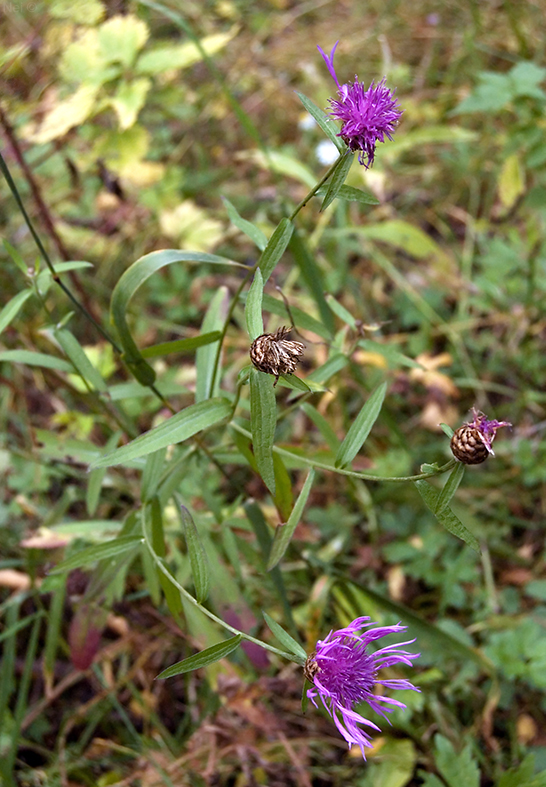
[[465, 408, 512, 455], [305, 616, 420, 758], [318, 42, 403, 168]]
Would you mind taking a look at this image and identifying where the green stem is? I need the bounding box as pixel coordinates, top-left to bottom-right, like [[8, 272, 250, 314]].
[[231, 422, 457, 482], [142, 528, 301, 663], [288, 153, 345, 222]]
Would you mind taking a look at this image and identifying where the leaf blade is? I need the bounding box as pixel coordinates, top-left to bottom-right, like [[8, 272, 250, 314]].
[[267, 468, 315, 570], [156, 635, 242, 679], [250, 368, 277, 494], [335, 382, 387, 468]]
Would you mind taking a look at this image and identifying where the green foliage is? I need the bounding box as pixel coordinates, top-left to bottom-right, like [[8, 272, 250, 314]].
[[1, 1, 545, 784]]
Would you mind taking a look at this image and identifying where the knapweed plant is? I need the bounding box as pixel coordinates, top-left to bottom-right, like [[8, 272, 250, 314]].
[[1, 12, 538, 785]]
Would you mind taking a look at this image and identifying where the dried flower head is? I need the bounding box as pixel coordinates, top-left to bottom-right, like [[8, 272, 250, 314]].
[[305, 616, 420, 758], [451, 408, 512, 465], [249, 327, 305, 385], [318, 41, 403, 168]]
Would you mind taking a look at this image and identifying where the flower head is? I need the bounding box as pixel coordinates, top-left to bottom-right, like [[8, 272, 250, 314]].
[[318, 42, 403, 168], [305, 616, 420, 758], [451, 408, 512, 465]]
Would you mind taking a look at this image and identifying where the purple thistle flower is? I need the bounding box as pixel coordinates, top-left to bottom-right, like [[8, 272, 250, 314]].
[[305, 616, 420, 758], [465, 408, 512, 455], [317, 42, 403, 168]]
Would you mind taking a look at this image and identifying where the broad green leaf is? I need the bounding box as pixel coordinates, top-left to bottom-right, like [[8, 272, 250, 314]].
[[259, 218, 294, 283], [296, 92, 344, 151], [0, 290, 33, 335], [335, 382, 387, 468], [262, 611, 307, 662], [316, 183, 380, 206], [435, 463, 465, 513], [110, 249, 243, 386], [54, 327, 108, 392], [141, 331, 221, 358], [267, 468, 315, 570], [108, 77, 151, 130], [90, 397, 231, 468], [222, 197, 268, 251], [178, 503, 210, 603], [498, 755, 541, 787], [0, 350, 72, 372], [320, 152, 354, 211], [245, 268, 264, 341], [50, 535, 143, 574], [97, 14, 149, 67], [156, 635, 242, 679], [27, 85, 99, 144], [415, 480, 480, 552], [195, 287, 228, 402], [434, 735, 480, 787], [250, 368, 276, 494]]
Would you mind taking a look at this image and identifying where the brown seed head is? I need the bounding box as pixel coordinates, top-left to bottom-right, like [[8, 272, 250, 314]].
[[249, 327, 305, 384], [450, 425, 489, 465]]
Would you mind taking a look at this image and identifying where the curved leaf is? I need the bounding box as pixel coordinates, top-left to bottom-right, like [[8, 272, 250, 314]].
[[110, 249, 245, 385], [0, 350, 72, 372], [50, 535, 143, 574], [178, 503, 210, 603], [0, 290, 33, 335], [90, 397, 231, 468]]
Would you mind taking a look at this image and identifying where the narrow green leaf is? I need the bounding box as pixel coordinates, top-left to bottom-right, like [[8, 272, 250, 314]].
[[325, 293, 357, 328], [276, 374, 312, 393], [110, 249, 244, 386], [178, 502, 210, 603], [435, 462, 465, 513], [440, 422, 454, 438], [196, 287, 228, 402], [0, 290, 33, 334], [260, 292, 332, 341], [90, 397, 231, 468], [316, 184, 380, 206], [156, 634, 242, 679], [86, 431, 121, 515], [300, 403, 340, 453], [320, 152, 354, 211], [415, 480, 481, 552], [259, 218, 294, 283], [267, 468, 315, 570], [262, 611, 307, 662], [50, 535, 143, 573], [0, 350, 72, 372], [141, 449, 166, 502], [222, 197, 268, 251], [147, 496, 166, 557], [335, 382, 387, 468], [245, 268, 264, 341], [250, 368, 277, 494], [3, 239, 28, 274], [54, 327, 108, 392], [296, 92, 345, 151], [272, 453, 293, 522], [141, 331, 221, 358], [289, 231, 335, 334]]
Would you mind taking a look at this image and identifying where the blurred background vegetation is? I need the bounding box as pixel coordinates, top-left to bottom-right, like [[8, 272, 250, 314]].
[[1, 0, 546, 785]]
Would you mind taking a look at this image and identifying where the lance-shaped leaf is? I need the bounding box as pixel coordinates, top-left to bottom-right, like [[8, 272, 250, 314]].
[[250, 368, 276, 494], [156, 635, 243, 679], [90, 398, 231, 468], [50, 535, 143, 574], [110, 249, 244, 385], [55, 327, 108, 392], [178, 503, 210, 603], [222, 197, 268, 251], [195, 286, 228, 402], [259, 218, 294, 283], [435, 462, 465, 513], [335, 382, 387, 468], [415, 480, 480, 553], [0, 350, 72, 372], [315, 184, 380, 206], [245, 268, 264, 341], [267, 468, 315, 570], [0, 290, 33, 335], [262, 611, 307, 663], [296, 92, 345, 151], [320, 152, 355, 211]]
